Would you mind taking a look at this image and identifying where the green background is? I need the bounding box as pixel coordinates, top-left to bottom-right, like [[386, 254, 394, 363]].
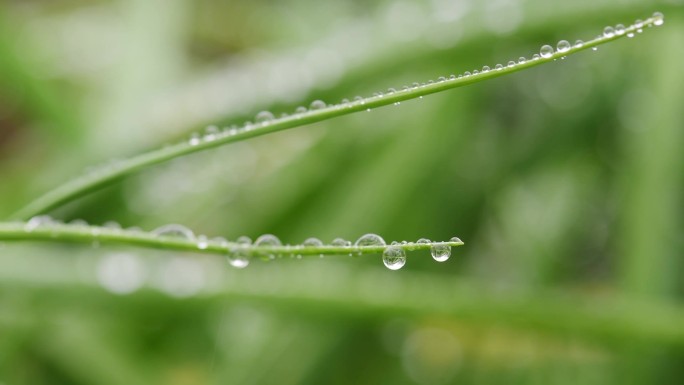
[[0, 0, 682, 384]]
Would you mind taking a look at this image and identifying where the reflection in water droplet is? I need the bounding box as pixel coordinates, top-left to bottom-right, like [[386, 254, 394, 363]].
[[556, 40, 571, 53], [652, 12, 664, 26], [255, 110, 275, 123], [152, 224, 196, 240], [228, 236, 250, 268], [540, 45, 554, 58], [355, 233, 386, 247], [309, 100, 326, 110], [431, 243, 451, 262], [383, 246, 406, 270], [303, 237, 323, 247], [603, 26, 615, 37]]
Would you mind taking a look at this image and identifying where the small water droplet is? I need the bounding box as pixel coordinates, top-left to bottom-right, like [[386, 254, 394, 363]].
[[592, 47, 598, 51], [416, 238, 431, 244], [228, 236, 251, 268], [197, 235, 209, 250], [427, 80, 434, 84], [437, 76, 446, 82], [310, 100, 326, 110], [332, 238, 351, 247], [532, 54, 540, 60], [634, 19, 644, 29], [507, 61, 515, 68], [574, 40, 584, 48], [295, 106, 307, 114], [518, 57, 526, 64], [152, 224, 196, 240], [255, 234, 282, 259], [615, 24, 626, 35], [103, 221, 121, 230], [450, 236, 462, 243], [603, 26, 615, 37], [430, 243, 451, 262], [627, 32, 635, 38], [189, 133, 201, 146], [494, 64, 503, 71], [472, 70, 479, 75], [255, 110, 275, 123], [355, 233, 386, 247], [382, 246, 406, 270], [481, 66, 491, 73], [463, 71, 471, 76], [652, 12, 664, 26], [303, 237, 323, 247], [540, 45, 554, 58], [449, 74, 456, 80], [25, 215, 52, 232], [556, 40, 571, 53]]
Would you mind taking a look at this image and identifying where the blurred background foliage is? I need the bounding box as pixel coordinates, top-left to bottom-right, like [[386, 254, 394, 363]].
[[0, 0, 683, 384]]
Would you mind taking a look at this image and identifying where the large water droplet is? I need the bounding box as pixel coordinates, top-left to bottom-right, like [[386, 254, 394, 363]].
[[255, 110, 275, 123], [383, 246, 406, 270], [309, 100, 326, 110], [430, 243, 451, 262], [255, 234, 282, 259], [303, 237, 323, 247], [556, 40, 571, 53], [540, 45, 554, 58], [603, 26, 615, 37], [228, 236, 251, 268], [355, 233, 386, 247], [152, 224, 196, 240], [652, 12, 664, 26]]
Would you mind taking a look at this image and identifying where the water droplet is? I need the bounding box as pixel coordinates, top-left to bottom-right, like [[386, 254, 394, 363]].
[[574, 40, 584, 48], [634, 19, 644, 29], [203, 125, 219, 141], [382, 246, 406, 270], [416, 238, 431, 244], [518, 57, 526, 64], [592, 47, 598, 51], [197, 235, 209, 250], [430, 243, 451, 262], [481, 66, 491, 73], [450, 236, 462, 243], [189, 133, 201, 146], [103, 221, 121, 230], [437, 76, 446, 82], [255, 110, 275, 123], [652, 12, 664, 26], [25, 215, 52, 232], [373, 92, 384, 97], [532, 54, 540, 60], [556, 40, 571, 53], [255, 234, 282, 259], [332, 238, 351, 247], [355, 233, 386, 247], [507, 61, 515, 68], [449, 74, 456, 80], [228, 236, 251, 268], [472, 70, 479, 75], [540, 45, 554, 58], [463, 71, 471, 76], [494, 64, 503, 71], [303, 237, 323, 247], [295, 106, 307, 114], [427, 80, 434, 84], [353, 96, 364, 103], [152, 224, 195, 240], [69, 219, 88, 227], [309, 100, 326, 110], [603, 26, 615, 37], [615, 24, 626, 35], [627, 32, 635, 38]]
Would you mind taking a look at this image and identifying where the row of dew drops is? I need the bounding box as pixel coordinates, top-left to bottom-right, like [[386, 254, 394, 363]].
[[183, 13, 664, 149], [22, 216, 461, 271]]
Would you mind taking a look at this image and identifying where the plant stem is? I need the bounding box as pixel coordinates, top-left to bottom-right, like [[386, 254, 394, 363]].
[[11, 14, 662, 220]]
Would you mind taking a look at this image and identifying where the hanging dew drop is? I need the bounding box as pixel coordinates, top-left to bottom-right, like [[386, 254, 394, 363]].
[[540, 45, 554, 58], [152, 224, 196, 240], [382, 246, 406, 270], [652, 12, 664, 26], [309, 100, 326, 110], [255, 110, 275, 123], [556, 40, 571, 53], [603, 26, 615, 37], [228, 236, 251, 268], [430, 243, 451, 262]]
